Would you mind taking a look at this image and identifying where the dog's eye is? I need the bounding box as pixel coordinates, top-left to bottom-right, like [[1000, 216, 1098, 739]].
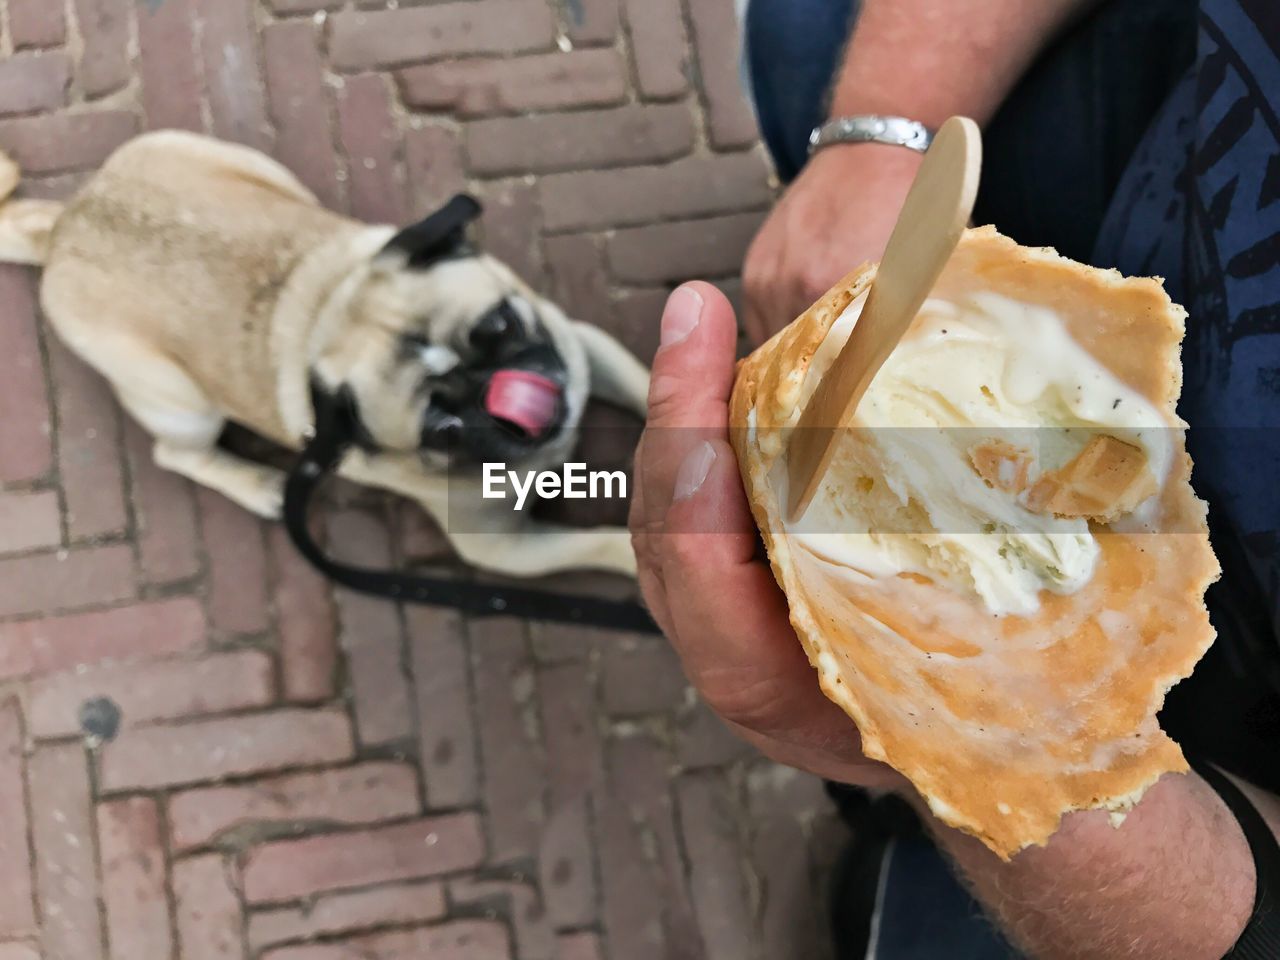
[[470, 303, 517, 350]]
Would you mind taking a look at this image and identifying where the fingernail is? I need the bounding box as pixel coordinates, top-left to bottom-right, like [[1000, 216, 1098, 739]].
[[660, 285, 704, 348], [674, 441, 717, 502]]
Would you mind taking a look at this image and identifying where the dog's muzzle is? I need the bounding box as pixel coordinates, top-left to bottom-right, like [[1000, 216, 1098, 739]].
[[420, 301, 568, 458]]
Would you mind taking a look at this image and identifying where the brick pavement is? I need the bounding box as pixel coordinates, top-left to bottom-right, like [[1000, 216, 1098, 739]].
[[0, 2, 844, 958]]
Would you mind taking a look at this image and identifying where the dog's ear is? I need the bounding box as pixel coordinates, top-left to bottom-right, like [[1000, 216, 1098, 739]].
[[377, 194, 483, 270]]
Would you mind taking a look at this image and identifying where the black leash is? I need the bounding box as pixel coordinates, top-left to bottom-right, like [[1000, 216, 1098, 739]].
[[282, 384, 662, 634]]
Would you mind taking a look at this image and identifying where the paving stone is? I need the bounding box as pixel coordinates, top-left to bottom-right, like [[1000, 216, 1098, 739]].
[[99, 708, 355, 791], [241, 813, 484, 902], [399, 50, 626, 117], [125, 421, 203, 585], [74, 0, 132, 98], [259, 921, 510, 960], [247, 881, 445, 951], [0, 489, 60, 555], [0, 52, 70, 116], [0, 109, 137, 174], [8, 0, 66, 48], [466, 104, 695, 176], [676, 771, 754, 960], [687, 0, 759, 149], [195, 0, 272, 150], [330, 2, 556, 72], [335, 73, 407, 224], [263, 20, 342, 209], [137, 0, 204, 131], [0, 597, 204, 681], [622, 0, 689, 99], [408, 606, 479, 809], [196, 487, 270, 635], [0, 267, 52, 484], [98, 797, 174, 960], [168, 761, 420, 851], [173, 854, 246, 960], [0, 544, 135, 620], [268, 525, 339, 704], [0, 700, 36, 939], [28, 744, 103, 960], [27, 649, 273, 739], [608, 212, 765, 284]]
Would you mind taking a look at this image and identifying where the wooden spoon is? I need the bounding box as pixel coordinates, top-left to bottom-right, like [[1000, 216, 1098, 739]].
[[786, 116, 982, 521]]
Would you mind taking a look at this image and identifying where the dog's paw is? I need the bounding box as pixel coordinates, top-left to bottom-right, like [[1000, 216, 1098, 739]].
[[238, 474, 286, 520]]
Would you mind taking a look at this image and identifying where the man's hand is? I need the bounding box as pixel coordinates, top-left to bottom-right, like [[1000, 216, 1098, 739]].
[[742, 145, 921, 343], [628, 280, 902, 788]]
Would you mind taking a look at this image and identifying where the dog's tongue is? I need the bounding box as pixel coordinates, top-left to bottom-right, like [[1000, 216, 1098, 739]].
[[485, 370, 561, 437]]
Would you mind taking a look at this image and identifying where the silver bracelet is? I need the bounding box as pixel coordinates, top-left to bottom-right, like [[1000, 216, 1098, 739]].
[[809, 115, 935, 156]]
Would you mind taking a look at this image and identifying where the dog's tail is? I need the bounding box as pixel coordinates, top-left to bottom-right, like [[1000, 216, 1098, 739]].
[[0, 150, 62, 266]]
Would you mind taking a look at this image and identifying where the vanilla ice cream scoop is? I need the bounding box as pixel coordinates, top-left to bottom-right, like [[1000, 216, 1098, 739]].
[[731, 227, 1219, 859]]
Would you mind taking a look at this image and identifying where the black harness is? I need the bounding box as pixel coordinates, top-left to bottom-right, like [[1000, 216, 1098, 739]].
[[282, 194, 660, 635]]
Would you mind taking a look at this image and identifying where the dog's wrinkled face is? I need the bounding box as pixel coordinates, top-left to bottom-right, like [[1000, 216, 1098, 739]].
[[312, 249, 582, 467]]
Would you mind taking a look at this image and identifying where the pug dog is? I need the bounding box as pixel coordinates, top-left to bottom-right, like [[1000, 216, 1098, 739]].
[[0, 131, 650, 577]]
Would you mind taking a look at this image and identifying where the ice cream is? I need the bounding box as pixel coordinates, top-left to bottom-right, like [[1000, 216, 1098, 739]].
[[730, 226, 1220, 859], [783, 289, 1171, 617]]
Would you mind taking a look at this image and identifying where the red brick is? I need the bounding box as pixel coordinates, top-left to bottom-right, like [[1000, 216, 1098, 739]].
[[599, 733, 700, 960], [452, 880, 553, 960], [539, 659, 602, 928], [125, 421, 202, 585], [565, 0, 619, 44], [470, 618, 546, 862], [0, 701, 36, 939], [327, 510, 414, 746], [335, 74, 407, 224], [607, 211, 764, 284], [0, 489, 60, 555], [267, 0, 342, 12], [0, 543, 134, 620], [0, 945, 40, 960], [8, 0, 66, 48], [98, 797, 174, 960], [99, 707, 355, 791], [558, 932, 604, 960], [748, 765, 831, 960], [0, 52, 70, 116], [467, 104, 694, 176], [173, 854, 245, 960], [544, 233, 609, 325], [611, 287, 667, 363], [394, 500, 456, 564], [404, 123, 467, 219], [260, 920, 510, 960], [676, 699, 753, 769], [241, 813, 484, 902], [195, 0, 272, 150], [399, 50, 626, 117], [263, 21, 342, 210], [329, 2, 556, 72], [268, 525, 338, 704], [0, 110, 138, 174], [0, 596, 204, 681], [137, 0, 205, 132], [196, 486, 270, 634], [601, 639, 688, 714], [28, 744, 104, 960], [688, 0, 759, 149], [74, 0, 132, 98], [0, 267, 52, 484], [45, 336, 128, 541], [623, 0, 689, 99], [540, 152, 773, 232], [168, 761, 420, 851], [10, 170, 88, 200], [248, 881, 446, 951], [478, 177, 545, 288], [676, 771, 753, 960], [407, 607, 478, 808], [27, 650, 274, 739]]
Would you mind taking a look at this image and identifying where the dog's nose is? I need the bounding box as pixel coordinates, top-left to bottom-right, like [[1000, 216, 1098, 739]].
[[421, 409, 463, 451]]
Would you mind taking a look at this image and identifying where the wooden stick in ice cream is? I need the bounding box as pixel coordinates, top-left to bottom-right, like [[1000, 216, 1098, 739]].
[[786, 116, 983, 521]]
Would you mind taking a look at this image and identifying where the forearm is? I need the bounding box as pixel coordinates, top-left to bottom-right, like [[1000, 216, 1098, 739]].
[[829, 0, 1103, 126], [921, 772, 1257, 959]]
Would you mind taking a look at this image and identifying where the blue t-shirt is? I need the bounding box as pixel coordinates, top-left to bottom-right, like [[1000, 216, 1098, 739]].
[[1096, 0, 1280, 786]]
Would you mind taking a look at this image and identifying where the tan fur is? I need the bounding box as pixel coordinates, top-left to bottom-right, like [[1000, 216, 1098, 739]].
[[0, 132, 650, 577]]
